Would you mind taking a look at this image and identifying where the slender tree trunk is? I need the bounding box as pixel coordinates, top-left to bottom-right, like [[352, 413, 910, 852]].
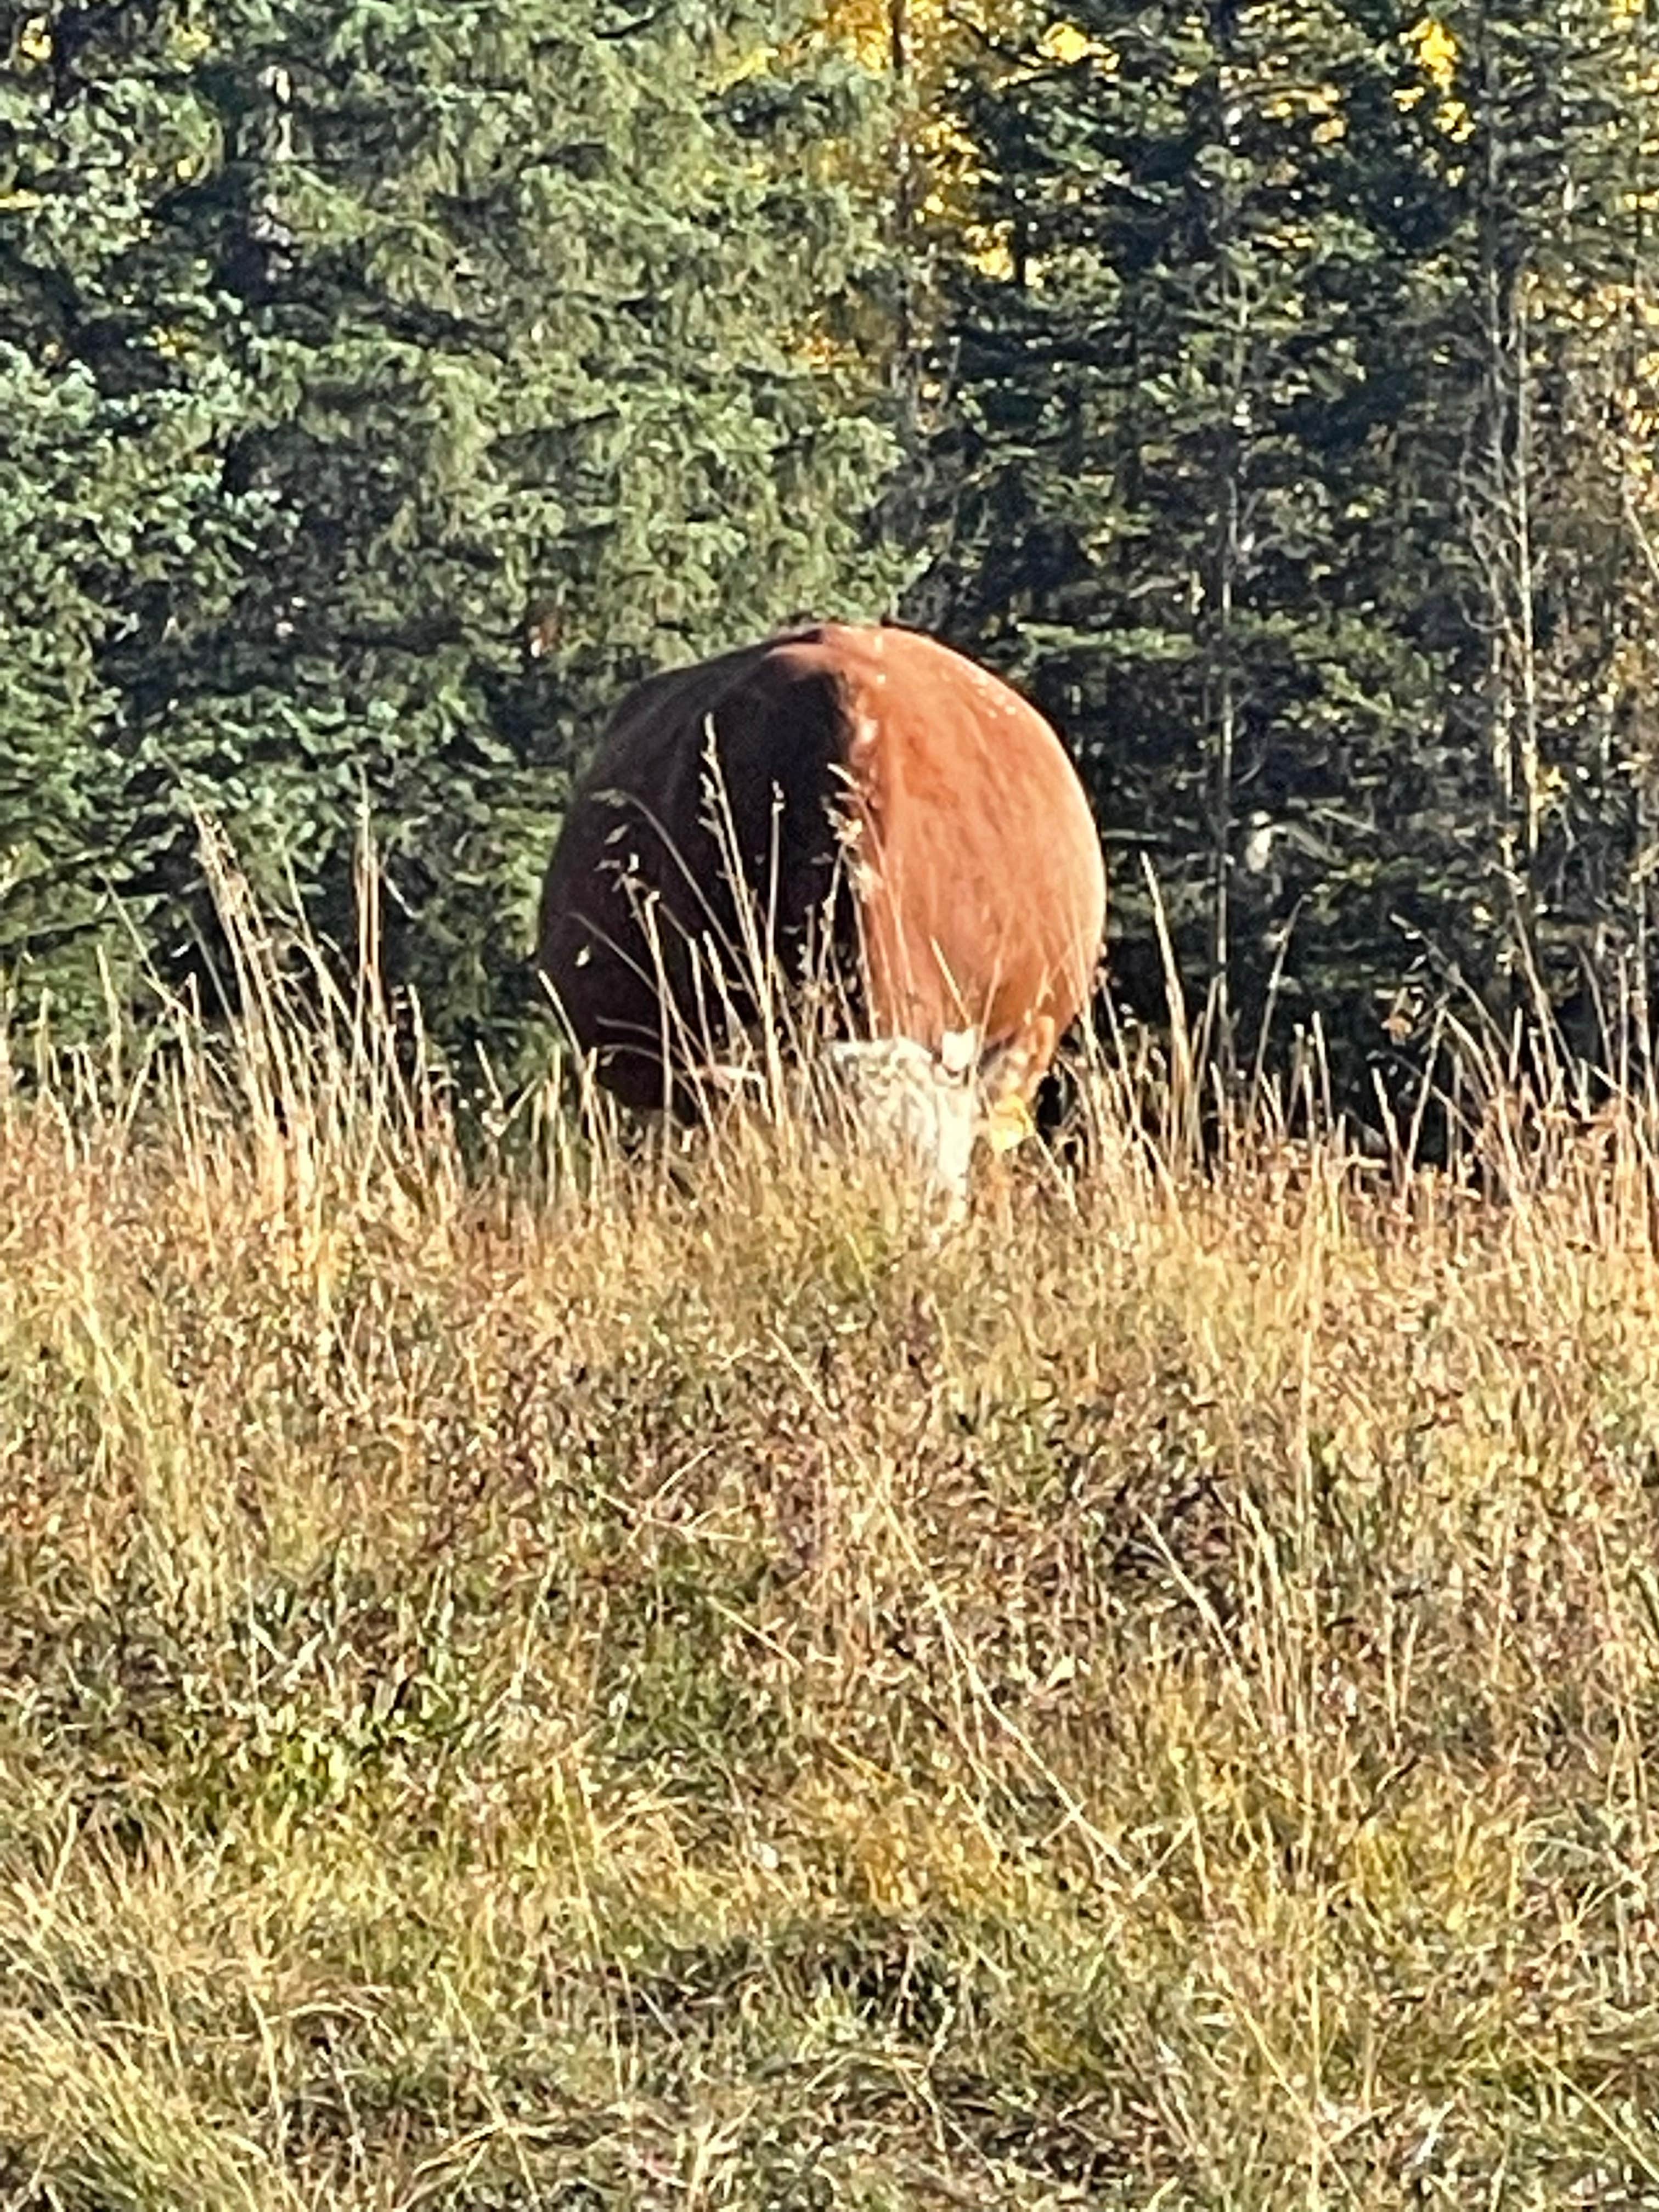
[[1207, 11, 1245, 1071], [1479, 21, 1517, 912], [1626, 20, 1657, 1082], [1513, 281, 1541, 876], [889, 0, 917, 405], [1212, 454, 1239, 1061], [1473, 10, 1542, 1007]]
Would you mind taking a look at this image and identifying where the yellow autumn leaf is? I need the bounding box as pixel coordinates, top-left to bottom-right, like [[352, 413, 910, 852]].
[[1041, 22, 1100, 65], [1407, 15, 1459, 92]]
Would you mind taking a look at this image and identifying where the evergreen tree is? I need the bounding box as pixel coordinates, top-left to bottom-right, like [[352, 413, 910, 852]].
[[915, 0, 1659, 1097], [1, 1, 272, 1022], [0, 0, 907, 1055], [913, 1, 1456, 1066], [1402, 0, 1659, 1051]]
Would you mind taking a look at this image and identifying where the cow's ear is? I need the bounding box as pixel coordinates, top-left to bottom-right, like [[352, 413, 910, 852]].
[[985, 1093, 1036, 1155]]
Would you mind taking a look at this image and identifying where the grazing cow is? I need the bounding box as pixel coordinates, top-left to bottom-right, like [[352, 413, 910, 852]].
[[534, 622, 1105, 1199]]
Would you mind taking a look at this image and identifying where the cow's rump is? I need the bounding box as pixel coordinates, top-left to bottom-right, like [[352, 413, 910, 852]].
[[535, 623, 1105, 1120]]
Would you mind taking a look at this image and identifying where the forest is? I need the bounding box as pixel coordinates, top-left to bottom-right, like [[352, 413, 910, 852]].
[[6, 0, 1658, 1104]]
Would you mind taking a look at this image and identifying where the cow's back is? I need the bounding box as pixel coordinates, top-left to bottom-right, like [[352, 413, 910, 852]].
[[535, 623, 1104, 1111]]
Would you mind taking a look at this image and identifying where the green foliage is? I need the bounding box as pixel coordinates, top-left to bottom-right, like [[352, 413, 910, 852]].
[[914, 0, 1659, 1094], [8, 0, 1659, 1110], [0, 0, 908, 1058]]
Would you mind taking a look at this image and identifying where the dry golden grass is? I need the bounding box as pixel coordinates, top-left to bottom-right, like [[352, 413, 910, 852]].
[[5, 868, 1659, 2207]]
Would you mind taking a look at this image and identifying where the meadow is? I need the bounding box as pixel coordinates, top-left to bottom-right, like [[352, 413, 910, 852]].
[[4, 879, 1659, 2207]]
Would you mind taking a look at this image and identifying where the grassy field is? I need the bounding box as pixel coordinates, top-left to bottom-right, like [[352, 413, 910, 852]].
[[5, 918, 1659, 2207]]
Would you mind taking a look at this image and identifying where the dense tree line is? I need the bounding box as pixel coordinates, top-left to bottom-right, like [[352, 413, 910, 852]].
[[916, 0, 1659, 1096], [0, 0, 905, 1062], [3, 0, 1658, 1103]]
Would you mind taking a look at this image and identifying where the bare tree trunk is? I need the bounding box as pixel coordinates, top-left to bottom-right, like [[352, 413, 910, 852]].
[[1207, 15, 1246, 1074], [1211, 452, 1239, 1064], [1471, 10, 1540, 1008], [1513, 281, 1541, 874], [1624, 30, 1657, 1085], [1478, 23, 1517, 909], [889, 0, 917, 406]]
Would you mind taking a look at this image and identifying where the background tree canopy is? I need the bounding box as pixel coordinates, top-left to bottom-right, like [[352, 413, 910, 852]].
[[0, 0, 907, 1063], [3, 0, 1658, 1105]]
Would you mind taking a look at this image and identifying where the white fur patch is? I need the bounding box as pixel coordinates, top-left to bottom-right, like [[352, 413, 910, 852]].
[[825, 1033, 980, 1219], [939, 1026, 977, 1079]]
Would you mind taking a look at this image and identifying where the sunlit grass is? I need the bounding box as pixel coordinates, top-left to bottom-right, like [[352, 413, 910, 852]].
[[4, 848, 1659, 2205]]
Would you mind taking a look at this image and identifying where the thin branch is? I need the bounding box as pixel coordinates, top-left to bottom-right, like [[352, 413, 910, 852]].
[[1624, 486, 1659, 599]]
